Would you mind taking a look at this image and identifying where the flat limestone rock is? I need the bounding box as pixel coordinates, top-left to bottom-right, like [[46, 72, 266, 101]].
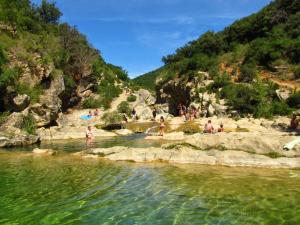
[[77, 146, 300, 168]]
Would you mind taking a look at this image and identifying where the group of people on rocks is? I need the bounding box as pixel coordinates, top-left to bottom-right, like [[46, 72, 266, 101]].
[[88, 109, 100, 117], [178, 103, 200, 121], [84, 103, 299, 143], [204, 120, 224, 133]]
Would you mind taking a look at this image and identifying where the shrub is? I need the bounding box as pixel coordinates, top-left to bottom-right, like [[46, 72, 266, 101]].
[[0, 112, 10, 125], [207, 72, 231, 92], [287, 92, 300, 108], [127, 95, 137, 102], [294, 68, 300, 79], [239, 63, 257, 82], [117, 101, 131, 116], [82, 97, 102, 109], [101, 111, 123, 125], [22, 114, 36, 135], [0, 68, 20, 87], [15, 84, 43, 104]]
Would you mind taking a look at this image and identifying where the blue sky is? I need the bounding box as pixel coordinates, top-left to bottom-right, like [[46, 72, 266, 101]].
[[32, 0, 272, 78]]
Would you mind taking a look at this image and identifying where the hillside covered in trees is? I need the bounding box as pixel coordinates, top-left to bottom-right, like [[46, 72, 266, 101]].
[[134, 0, 300, 118], [0, 0, 129, 130]]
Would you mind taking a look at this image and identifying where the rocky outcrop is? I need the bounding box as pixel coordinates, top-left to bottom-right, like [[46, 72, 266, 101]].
[[0, 133, 40, 148], [13, 94, 30, 112], [75, 146, 300, 168], [156, 72, 228, 116]]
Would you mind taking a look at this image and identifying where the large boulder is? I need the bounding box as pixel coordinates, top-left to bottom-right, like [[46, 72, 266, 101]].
[[28, 73, 65, 127], [136, 89, 155, 105], [276, 89, 291, 101], [0, 133, 40, 148], [0, 112, 24, 130], [13, 94, 30, 112]]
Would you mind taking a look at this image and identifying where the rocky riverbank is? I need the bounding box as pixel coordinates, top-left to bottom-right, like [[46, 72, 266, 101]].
[[73, 145, 300, 169]]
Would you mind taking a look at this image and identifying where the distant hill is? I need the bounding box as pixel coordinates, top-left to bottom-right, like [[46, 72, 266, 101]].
[[134, 0, 300, 117]]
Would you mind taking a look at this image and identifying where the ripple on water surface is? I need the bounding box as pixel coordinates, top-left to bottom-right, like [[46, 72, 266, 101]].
[[1, 141, 300, 224]]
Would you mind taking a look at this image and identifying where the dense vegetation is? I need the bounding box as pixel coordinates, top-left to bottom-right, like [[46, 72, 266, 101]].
[[135, 0, 300, 117], [0, 0, 129, 113]]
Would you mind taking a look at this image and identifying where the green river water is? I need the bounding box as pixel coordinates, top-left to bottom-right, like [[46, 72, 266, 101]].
[[1, 135, 300, 225]]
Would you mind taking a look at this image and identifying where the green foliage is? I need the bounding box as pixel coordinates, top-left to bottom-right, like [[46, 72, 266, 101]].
[[221, 82, 292, 118], [132, 68, 161, 91], [127, 95, 137, 102], [207, 73, 231, 91], [63, 74, 76, 91], [38, 0, 62, 24], [22, 114, 36, 135], [117, 101, 131, 116], [0, 111, 10, 125], [287, 92, 300, 108], [0, 68, 20, 87], [239, 63, 257, 82], [15, 84, 43, 104], [101, 111, 123, 125], [294, 68, 300, 79], [106, 64, 129, 81], [82, 97, 102, 109]]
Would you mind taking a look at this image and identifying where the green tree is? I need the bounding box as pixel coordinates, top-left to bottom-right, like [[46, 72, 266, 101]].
[[38, 0, 62, 24]]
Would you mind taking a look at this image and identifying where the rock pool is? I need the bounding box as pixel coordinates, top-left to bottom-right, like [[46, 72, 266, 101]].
[[1, 135, 300, 224]]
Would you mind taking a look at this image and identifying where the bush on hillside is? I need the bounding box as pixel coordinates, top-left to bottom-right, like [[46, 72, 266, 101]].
[[22, 114, 36, 135], [127, 95, 137, 102], [239, 63, 257, 82], [102, 111, 123, 125], [221, 82, 292, 118], [294, 67, 300, 79], [82, 97, 102, 109], [287, 92, 300, 108], [117, 101, 131, 116], [15, 84, 43, 104], [0, 111, 10, 125]]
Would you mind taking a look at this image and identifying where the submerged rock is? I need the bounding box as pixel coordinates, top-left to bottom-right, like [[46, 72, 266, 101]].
[[32, 148, 57, 155]]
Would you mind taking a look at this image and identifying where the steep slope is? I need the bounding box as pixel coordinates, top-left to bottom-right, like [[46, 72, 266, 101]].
[[0, 0, 129, 136], [135, 0, 300, 117]]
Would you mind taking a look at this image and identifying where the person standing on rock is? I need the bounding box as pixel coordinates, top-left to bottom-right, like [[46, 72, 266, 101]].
[[86, 126, 94, 146], [159, 116, 165, 136], [152, 108, 157, 121], [290, 114, 299, 131], [132, 108, 137, 120]]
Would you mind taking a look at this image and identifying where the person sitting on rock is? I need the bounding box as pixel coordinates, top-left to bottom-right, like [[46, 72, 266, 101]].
[[290, 114, 299, 130], [204, 120, 214, 133], [94, 108, 100, 116], [88, 110, 93, 117], [159, 116, 165, 136], [218, 124, 224, 132]]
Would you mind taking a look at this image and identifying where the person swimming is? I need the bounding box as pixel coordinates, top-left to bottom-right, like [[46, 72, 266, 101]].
[[204, 120, 214, 133]]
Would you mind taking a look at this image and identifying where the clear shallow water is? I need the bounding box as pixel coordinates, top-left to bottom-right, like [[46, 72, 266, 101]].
[[7, 134, 171, 153], [1, 136, 300, 225]]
